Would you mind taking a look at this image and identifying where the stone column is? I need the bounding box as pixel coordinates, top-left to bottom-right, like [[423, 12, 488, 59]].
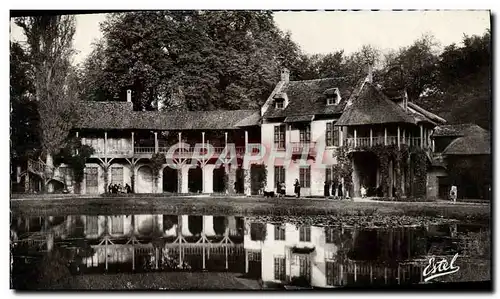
[[181, 215, 192, 236], [265, 164, 274, 192], [243, 168, 251, 196], [202, 216, 216, 237], [389, 160, 394, 198], [227, 165, 237, 194], [202, 164, 215, 194], [352, 158, 360, 198], [245, 249, 249, 273], [177, 167, 182, 193], [181, 166, 189, 194]]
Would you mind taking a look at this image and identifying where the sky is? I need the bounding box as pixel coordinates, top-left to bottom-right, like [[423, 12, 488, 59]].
[[9, 10, 491, 65]]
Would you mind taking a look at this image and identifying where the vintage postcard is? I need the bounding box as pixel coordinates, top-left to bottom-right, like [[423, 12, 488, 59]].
[[9, 9, 491, 291]]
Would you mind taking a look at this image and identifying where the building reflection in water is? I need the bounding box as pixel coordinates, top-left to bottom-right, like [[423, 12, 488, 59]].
[[11, 214, 486, 288]]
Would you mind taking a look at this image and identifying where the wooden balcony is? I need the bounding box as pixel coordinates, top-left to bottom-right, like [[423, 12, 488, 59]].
[[85, 145, 250, 159], [345, 136, 425, 150], [273, 142, 317, 156], [290, 142, 317, 156]]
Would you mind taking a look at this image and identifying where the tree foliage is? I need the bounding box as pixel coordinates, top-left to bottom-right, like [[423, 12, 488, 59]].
[[10, 42, 40, 162], [81, 11, 307, 111], [53, 137, 95, 186], [15, 16, 78, 162]]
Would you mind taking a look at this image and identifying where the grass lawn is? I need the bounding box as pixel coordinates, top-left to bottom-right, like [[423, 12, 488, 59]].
[[32, 272, 262, 290], [10, 195, 490, 223]]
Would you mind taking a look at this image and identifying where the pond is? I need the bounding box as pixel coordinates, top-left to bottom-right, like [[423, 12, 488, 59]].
[[10, 213, 490, 290]]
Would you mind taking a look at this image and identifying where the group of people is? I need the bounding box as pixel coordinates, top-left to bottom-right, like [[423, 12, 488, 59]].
[[274, 179, 303, 198], [108, 183, 132, 194], [323, 181, 344, 199]]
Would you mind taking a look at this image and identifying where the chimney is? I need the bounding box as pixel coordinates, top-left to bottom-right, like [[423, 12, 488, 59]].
[[127, 89, 132, 103], [366, 64, 373, 83], [281, 68, 290, 83]]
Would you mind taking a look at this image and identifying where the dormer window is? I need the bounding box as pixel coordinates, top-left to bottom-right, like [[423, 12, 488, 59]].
[[275, 99, 285, 109], [325, 88, 341, 105]]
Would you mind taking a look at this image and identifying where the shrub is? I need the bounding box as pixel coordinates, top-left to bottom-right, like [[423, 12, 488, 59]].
[[250, 222, 267, 241]]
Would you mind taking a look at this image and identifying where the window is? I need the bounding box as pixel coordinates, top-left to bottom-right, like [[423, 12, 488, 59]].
[[327, 96, 335, 105], [275, 99, 284, 109], [110, 216, 124, 234], [111, 167, 123, 185], [326, 261, 336, 286], [274, 125, 286, 149], [299, 125, 311, 143], [274, 257, 286, 280], [325, 227, 337, 243], [248, 251, 261, 262], [86, 216, 99, 235], [299, 256, 311, 281], [85, 167, 99, 194], [326, 122, 340, 147], [274, 166, 285, 187], [326, 88, 341, 105], [299, 226, 311, 242], [274, 225, 286, 241], [299, 166, 311, 188], [325, 167, 332, 183]]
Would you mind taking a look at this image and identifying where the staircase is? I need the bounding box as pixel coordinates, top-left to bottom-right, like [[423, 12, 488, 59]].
[[26, 158, 65, 190]]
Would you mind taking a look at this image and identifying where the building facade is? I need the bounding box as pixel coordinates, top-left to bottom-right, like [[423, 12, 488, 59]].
[[22, 68, 490, 199]]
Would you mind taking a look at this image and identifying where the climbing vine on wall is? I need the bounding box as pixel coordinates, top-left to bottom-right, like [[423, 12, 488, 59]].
[[357, 144, 411, 199], [332, 146, 353, 195], [151, 153, 167, 192], [411, 146, 428, 199], [54, 137, 95, 192], [250, 164, 267, 194], [151, 153, 166, 176]]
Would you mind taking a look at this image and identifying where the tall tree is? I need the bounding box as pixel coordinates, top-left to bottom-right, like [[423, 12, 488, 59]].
[[80, 11, 307, 111], [379, 34, 439, 101], [15, 16, 77, 172], [432, 31, 491, 130], [10, 42, 40, 163]]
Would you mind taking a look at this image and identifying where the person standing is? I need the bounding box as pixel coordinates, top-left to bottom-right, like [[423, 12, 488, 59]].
[[338, 182, 343, 199], [294, 179, 301, 198], [450, 185, 458, 203], [324, 181, 330, 198], [360, 184, 366, 198]]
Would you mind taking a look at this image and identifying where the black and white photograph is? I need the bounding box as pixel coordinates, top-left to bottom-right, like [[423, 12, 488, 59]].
[[8, 8, 492, 291]]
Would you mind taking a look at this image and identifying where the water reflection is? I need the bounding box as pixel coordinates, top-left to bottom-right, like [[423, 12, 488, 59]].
[[10, 214, 489, 289]]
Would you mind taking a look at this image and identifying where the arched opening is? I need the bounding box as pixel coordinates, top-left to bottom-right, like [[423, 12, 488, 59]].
[[162, 215, 178, 231], [137, 165, 154, 193], [213, 166, 226, 193], [235, 167, 244, 193], [162, 166, 178, 193], [352, 152, 378, 197], [188, 216, 202, 236], [213, 216, 228, 235], [137, 215, 156, 236], [188, 165, 203, 193], [48, 179, 64, 193]]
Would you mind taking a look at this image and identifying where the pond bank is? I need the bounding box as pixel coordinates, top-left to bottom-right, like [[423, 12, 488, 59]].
[[10, 195, 490, 223]]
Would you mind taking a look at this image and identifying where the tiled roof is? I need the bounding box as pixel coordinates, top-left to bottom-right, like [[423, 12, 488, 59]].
[[336, 82, 416, 126], [433, 124, 488, 137], [73, 101, 260, 130], [263, 77, 355, 119]]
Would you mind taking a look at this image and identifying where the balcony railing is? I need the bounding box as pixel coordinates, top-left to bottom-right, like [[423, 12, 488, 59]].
[[132, 146, 247, 157], [346, 136, 425, 149], [289, 142, 317, 155]]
